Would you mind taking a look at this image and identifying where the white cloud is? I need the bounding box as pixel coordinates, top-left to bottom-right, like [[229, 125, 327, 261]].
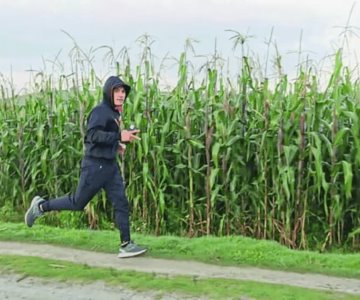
[[2, 0, 357, 24], [0, 0, 359, 89]]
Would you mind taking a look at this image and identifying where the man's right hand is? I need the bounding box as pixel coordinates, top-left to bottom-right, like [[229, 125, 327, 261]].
[[121, 129, 141, 142], [118, 142, 127, 156]]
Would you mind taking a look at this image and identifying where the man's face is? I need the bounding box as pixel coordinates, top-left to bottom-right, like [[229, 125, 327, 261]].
[[113, 86, 126, 112]]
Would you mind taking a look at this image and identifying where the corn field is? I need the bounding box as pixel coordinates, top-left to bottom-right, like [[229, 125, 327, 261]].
[[1, 37, 360, 251]]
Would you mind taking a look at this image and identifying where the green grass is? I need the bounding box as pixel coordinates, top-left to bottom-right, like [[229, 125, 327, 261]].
[[0, 221, 360, 279], [0, 255, 356, 300]]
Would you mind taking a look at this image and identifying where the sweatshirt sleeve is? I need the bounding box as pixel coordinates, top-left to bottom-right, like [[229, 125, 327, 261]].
[[86, 107, 119, 144]]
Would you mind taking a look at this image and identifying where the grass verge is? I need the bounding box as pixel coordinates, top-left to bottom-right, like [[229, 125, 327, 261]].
[[0, 255, 357, 300], [0, 221, 359, 279]]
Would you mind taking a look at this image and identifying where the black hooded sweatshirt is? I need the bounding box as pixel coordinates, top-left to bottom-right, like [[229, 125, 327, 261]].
[[84, 76, 131, 160]]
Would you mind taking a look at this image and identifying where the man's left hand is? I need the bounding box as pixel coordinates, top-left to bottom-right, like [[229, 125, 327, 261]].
[[121, 129, 141, 142]]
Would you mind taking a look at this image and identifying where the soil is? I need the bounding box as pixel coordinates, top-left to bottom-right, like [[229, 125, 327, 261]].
[[0, 241, 359, 299]]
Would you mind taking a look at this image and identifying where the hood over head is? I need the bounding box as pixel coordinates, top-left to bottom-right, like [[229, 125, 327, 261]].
[[102, 76, 131, 108]]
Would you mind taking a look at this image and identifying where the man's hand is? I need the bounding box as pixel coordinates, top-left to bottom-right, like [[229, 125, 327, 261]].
[[118, 142, 127, 156], [121, 129, 141, 142]]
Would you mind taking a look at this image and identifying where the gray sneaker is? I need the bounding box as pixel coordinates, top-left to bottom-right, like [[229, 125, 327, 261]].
[[25, 196, 45, 227], [118, 241, 147, 258]]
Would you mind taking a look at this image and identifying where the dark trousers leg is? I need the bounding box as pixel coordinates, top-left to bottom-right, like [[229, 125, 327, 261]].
[[42, 162, 104, 212], [104, 165, 130, 243]]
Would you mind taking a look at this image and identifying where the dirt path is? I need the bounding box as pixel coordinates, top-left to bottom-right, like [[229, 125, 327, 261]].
[[0, 274, 168, 300], [0, 241, 359, 296]]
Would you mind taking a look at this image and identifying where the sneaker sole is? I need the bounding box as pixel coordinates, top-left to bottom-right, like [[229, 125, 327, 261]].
[[117, 249, 147, 258], [24, 196, 41, 227]]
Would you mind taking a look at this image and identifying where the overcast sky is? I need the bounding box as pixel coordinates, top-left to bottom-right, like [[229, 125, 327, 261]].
[[1, 0, 359, 90]]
